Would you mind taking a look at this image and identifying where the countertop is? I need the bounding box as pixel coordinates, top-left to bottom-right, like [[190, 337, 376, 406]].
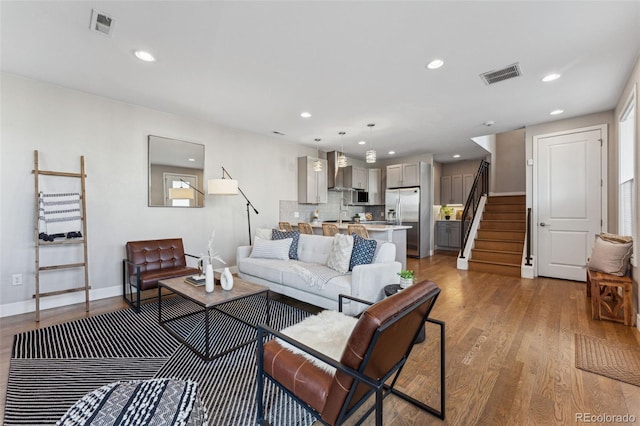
[[310, 222, 412, 230]]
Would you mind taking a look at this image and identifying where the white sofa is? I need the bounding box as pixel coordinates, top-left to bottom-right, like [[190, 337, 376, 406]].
[[237, 234, 401, 315]]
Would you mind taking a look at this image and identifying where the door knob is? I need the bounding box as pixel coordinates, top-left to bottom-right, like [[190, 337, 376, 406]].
[[540, 222, 547, 227]]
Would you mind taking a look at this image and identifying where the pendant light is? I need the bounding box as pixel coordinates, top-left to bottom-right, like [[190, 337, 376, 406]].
[[338, 131, 348, 168], [313, 138, 323, 172], [365, 123, 376, 163]]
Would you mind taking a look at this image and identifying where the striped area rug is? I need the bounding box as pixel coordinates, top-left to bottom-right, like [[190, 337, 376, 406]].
[[4, 296, 316, 425]]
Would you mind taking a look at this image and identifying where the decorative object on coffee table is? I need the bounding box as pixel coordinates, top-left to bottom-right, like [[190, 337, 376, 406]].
[[221, 267, 234, 290], [205, 264, 215, 293]]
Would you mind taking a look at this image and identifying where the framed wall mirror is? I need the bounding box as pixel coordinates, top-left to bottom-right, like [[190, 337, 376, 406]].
[[148, 135, 205, 207]]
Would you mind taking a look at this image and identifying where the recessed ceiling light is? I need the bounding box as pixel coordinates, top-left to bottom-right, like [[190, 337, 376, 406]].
[[388, 151, 395, 155], [134, 50, 155, 62], [453, 154, 461, 158], [550, 109, 564, 115], [426, 59, 444, 70], [542, 73, 561, 82], [483, 120, 495, 127], [300, 112, 312, 118], [358, 140, 366, 145], [188, 158, 195, 162]]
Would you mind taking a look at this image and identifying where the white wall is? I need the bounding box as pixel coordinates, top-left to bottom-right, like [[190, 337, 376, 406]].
[[613, 55, 640, 325], [0, 73, 316, 315]]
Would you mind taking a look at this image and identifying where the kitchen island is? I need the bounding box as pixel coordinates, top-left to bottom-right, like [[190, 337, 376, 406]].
[[310, 222, 411, 269]]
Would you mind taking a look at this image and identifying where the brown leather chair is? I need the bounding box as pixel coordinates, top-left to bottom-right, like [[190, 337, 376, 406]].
[[257, 280, 444, 425], [278, 222, 294, 231], [347, 224, 369, 239], [298, 222, 313, 234], [322, 223, 339, 236], [122, 238, 199, 312]]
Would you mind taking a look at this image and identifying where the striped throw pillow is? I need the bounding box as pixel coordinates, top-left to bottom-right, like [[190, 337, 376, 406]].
[[250, 237, 292, 260]]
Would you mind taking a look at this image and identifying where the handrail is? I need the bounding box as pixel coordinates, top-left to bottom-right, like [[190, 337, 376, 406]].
[[525, 207, 532, 266], [459, 160, 490, 258]]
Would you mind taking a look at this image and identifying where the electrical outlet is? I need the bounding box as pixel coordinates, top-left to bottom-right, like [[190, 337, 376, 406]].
[[12, 274, 22, 286], [294, 212, 299, 218]]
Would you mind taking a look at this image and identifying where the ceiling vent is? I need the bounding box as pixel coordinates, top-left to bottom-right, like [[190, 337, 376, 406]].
[[90, 9, 115, 36], [480, 63, 522, 85]]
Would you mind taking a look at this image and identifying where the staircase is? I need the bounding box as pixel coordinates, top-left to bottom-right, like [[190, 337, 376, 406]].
[[468, 195, 525, 277]]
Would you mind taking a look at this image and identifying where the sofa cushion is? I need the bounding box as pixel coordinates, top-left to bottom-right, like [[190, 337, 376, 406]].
[[238, 257, 290, 284], [349, 234, 377, 271], [327, 234, 354, 274], [297, 234, 333, 264], [272, 229, 300, 260], [282, 263, 351, 301], [250, 236, 291, 260]]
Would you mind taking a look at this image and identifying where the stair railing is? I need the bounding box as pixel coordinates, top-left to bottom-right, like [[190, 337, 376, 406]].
[[525, 207, 532, 266], [459, 160, 490, 259]]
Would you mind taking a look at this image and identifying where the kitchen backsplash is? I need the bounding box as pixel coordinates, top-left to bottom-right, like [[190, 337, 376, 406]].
[[280, 192, 385, 224]]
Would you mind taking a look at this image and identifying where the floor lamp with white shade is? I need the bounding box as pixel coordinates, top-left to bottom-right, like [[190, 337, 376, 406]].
[[208, 166, 259, 245]]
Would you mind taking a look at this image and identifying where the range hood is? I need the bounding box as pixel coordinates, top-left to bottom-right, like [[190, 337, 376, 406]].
[[326, 150, 348, 190]]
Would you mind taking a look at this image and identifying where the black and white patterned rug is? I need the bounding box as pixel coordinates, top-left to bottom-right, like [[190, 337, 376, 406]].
[[4, 295, 316, 425]]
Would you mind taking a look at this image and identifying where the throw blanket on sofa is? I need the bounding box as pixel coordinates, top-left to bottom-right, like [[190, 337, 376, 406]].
[[292, 263, 346, 289]]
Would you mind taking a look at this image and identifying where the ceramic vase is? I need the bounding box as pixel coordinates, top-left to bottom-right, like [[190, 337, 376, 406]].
[[400, 277, 413, 289], [205, 264, 214, 293], [221, 267, 234, 291]]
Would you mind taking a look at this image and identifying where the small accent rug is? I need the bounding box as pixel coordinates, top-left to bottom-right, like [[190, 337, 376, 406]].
[[575, 333, 640, 387], [4, 296, 316, 425]]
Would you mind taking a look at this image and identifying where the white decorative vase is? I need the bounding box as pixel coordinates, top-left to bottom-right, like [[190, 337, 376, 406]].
[[205, 264, 214, 293], [221, 267, 234, 291], [400, 277, 413, 289]]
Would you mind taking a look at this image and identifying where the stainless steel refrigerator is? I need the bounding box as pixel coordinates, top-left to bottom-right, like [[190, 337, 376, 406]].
[[386, 187, 421, 257]]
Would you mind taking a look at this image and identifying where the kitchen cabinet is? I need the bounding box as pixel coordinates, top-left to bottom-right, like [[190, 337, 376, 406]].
[[344, 166, 368, 190], [298, 156, 328, 204], [441, 173, 475, 205], [368, 168, 383, 205], [436, 221, 461, 249], [386, 162, 420, 188]]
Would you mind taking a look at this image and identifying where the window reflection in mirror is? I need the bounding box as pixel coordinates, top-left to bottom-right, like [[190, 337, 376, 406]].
[[148, 135, 205, 207]]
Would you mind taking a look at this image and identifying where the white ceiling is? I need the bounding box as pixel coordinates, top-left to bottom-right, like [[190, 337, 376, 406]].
[[2, 1, 639, 163]]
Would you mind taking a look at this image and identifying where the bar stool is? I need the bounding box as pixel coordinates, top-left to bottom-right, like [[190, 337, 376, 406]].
[[278, 222, 293, 232], [347, 224, 369, 239], [322, 223, 339, 236], [298, 222, 313, 234]]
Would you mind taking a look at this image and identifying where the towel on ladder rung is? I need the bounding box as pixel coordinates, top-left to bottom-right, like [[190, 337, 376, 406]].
[[38, 192, 82, 235]]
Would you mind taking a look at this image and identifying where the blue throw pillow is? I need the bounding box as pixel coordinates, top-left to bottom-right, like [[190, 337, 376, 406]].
[[272, 229, 300, 260], [349, 233, 377, 271]]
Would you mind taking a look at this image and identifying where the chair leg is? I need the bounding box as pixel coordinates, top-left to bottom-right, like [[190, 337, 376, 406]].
[[375, 387, 383, 426], [256, 328, 266, 425]]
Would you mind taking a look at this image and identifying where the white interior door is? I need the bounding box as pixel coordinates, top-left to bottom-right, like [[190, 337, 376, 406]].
[[536, 129, 603, 281]]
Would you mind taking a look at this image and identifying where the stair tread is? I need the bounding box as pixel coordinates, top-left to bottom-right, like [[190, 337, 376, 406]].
[[468, 259, 521, 268], [475, 238, 524, 243], [472, 248, 521, 255]]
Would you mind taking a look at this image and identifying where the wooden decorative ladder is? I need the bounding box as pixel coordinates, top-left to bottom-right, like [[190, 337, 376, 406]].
[[468, 195, 526, 277], [33, 150, 90, 322]]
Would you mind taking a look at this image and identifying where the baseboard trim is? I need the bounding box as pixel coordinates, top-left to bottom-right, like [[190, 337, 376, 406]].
[[0, 285, 121, 318]]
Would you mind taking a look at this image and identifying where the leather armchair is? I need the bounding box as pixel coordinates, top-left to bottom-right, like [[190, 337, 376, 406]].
[[256, 280, 445, 425], [122, 238, 199, 312]]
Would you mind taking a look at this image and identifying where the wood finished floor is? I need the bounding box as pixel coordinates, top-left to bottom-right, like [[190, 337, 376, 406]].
[[1, 253, 639, 425]]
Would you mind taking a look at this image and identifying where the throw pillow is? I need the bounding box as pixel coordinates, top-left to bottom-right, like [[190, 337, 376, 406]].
[[349, 233, 377, 271], [249, 237, 292, 260], [326, 233, 354, 274], [272, 229, 300, 260], [587, 234, 633, 276]]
